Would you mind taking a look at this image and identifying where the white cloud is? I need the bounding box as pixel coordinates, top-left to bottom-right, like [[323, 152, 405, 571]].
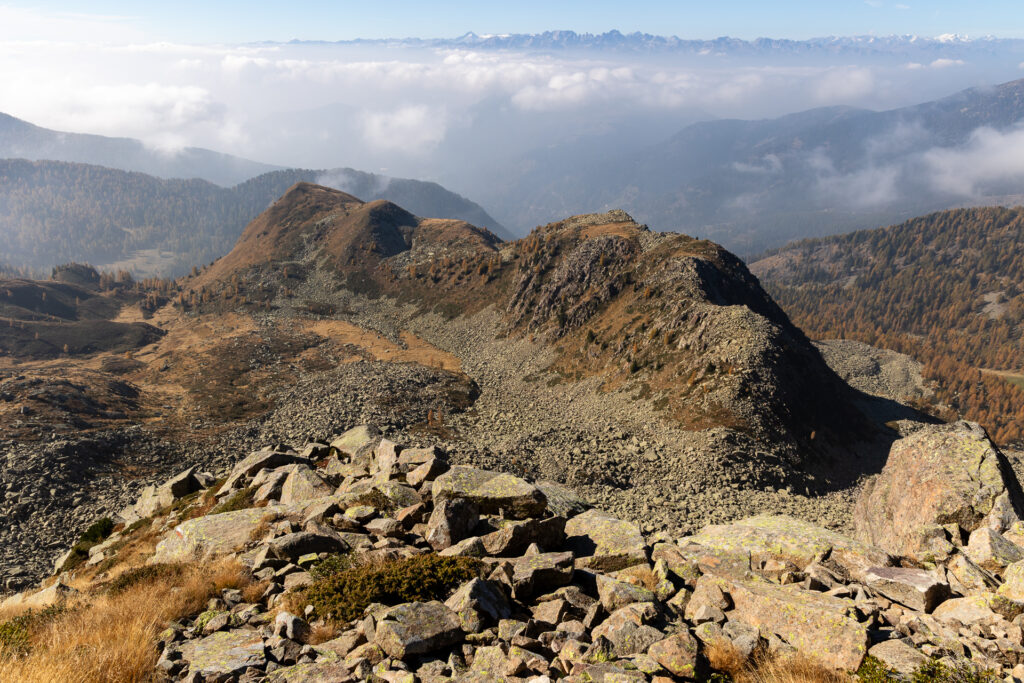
[[930, 58, 964, 68], [923, 126, 1024, 196], [361, 105, 448, 153], [813, 67, 875, 102]]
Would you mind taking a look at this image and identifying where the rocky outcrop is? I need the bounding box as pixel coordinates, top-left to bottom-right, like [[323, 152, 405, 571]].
[[21, 424, 1024, 681], [855, 422, 1024, 562]]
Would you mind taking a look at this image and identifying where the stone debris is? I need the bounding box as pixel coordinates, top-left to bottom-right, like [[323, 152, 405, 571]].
[[11, 420, 1024, 681]]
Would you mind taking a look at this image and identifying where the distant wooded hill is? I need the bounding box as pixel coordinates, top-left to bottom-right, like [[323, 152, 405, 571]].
[[0, 161, 508, 276], [751, 206, 1024, 445]]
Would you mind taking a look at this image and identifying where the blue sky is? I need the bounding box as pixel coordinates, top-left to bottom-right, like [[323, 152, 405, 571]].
[[3, 0, 1024, 42]]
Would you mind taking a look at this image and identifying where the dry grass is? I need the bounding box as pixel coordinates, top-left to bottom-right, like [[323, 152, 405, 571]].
[[706, 640, 850, 683], [248, 511, 281, 542], [241, 579, 270, 605], [0, 558, 251, 683], [308, 622, 340, 645]]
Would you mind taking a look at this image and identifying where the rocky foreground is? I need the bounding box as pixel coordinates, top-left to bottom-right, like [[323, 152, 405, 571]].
[[6, 420, 1024, 681]]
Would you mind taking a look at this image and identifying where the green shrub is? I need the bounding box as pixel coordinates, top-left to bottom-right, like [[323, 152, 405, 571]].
[[309, 553, 353, 582], [103, 563, 188, 595], [210, 487, 255, 514], [80, 518, 115, 544], [858, 656, 897, 682], [59, 517, 116, 573], [299, 555, 483, 623], [0, 605, 67, 655], [910, 659, 998, 683]]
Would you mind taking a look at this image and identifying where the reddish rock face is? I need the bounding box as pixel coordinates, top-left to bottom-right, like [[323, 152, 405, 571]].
[[855, 422, 1024, 561]]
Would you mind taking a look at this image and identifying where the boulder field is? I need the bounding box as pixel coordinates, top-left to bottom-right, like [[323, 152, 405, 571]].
[[8, 420, 1024, 681]]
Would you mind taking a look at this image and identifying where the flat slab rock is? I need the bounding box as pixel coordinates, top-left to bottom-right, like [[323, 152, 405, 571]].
[[864, 566, 950, 613], [868, 640, 928, 676], [179, 629, 267, 678], [564, 508, 647, 571], [432, 466, 547, 518], [687, 514, 893, 583], [151, 506, 282, 563], [706, 574, 870, 671]]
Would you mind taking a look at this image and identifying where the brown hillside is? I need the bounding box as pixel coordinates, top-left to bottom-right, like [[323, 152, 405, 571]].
[[188, 194, 881, 488]]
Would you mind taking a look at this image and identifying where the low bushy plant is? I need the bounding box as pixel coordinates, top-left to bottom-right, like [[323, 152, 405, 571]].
[[297, 554, 483, 623]]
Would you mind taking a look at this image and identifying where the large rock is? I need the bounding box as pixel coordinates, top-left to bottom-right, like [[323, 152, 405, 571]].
[[965, 527, 1024, 572], [444, 578, 512, 633], [564, 509, 647, 571], [279, 466, 332, 505], [374, 601, 464, 658], [432, 467, 547, 518], [648, 632, 699, 679], [480, 516, 566, 556], [0, 580, 77, 611], [221, 449, 308, 492], [863, 567, 949, 613], [855, 422, 1024, 561], [269, 532, 348, 561], [124, 466, 204, 521], [330, 425, 381, 459], [867, 640, 927, 676], [708, 575, 869, 671], [686, 514, 893, 583], [150, 507, 279, 563], [536, 480, 591, 518], [179, 629, 267, 679], [507, 551, 575, 600]]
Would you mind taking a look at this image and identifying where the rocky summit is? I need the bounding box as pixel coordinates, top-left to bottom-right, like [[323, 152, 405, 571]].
[[3, 420, 1024, 680]]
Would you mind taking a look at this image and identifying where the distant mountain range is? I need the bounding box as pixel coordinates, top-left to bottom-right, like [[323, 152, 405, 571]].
[[0, 114, 508, 274], [291, 30, 1024, 57], [485, 77, 1024, 253]]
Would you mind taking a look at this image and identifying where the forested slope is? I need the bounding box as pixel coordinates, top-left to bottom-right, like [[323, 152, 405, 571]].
[[752, 206, 1024, 444]]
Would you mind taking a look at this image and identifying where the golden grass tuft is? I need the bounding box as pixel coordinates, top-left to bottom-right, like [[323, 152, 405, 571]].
[[308, 622, 340, 645], [0, 558, 252, 683], [710, 646, 851, 683]]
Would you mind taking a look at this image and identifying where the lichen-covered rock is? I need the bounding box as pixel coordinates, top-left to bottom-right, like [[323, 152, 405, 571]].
[[863, 566, 949, 613], [707, 575, 869, 671], [151, 506, 280, 563], [999, 561, 1024, 601], [965, 527, 1024, 572], [867, 640, 928, 676], [686, 514, 893, 583], [596, 573, 657, 612], [179, 629, 267, 679], [330, 425, 381, 459], [565, 509, 647, 571], [648, 631, 699, 679], [855, 422, 1024, 561], [480, 516, 566, 556], [536, 480, 591, 518], [445, 578, 512, 633], [508, 551, 574, 600], [432, 466, 547, 518], [221, 449, 308, 492], [279, 466, 332, 505], [374, 601, 464, 658]]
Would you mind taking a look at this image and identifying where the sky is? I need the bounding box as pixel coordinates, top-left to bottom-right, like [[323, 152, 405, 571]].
[[1, 1, 1024, 43]]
